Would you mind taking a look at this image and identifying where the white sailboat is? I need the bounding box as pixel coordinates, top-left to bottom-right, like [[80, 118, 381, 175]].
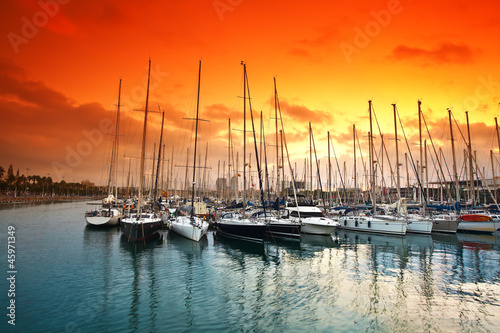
[[86, 79, 123, 227], [338, 101, 407, 235], [170, 60, 209, 242], [120, 59, 161, 242]]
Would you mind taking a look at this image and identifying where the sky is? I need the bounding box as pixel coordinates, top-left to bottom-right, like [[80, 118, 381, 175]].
[[1, 0, 500, 191]]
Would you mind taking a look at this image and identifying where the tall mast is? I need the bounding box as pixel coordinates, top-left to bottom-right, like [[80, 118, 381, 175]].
[[137, 59, 151, 217], [309, 122, 313, 202], [496, 117, 500, 155], [393, 104, 401, 198], [425, 140, 429, 201], [418, 100, 423, 204], [368, 100, 375, 214], [328, 131, 331, 206], [466, 111, 474, 205], [491, 150, 497, 202], [353, 124, 357, 204], [154, 112, 165, 203], [242, 62, 247, 216], [274, 77, 280, 200], [190, 60, 202, 218], [228, 118, 231, 203], [107, 78, 122, 199], [448, 109, 459, 203]]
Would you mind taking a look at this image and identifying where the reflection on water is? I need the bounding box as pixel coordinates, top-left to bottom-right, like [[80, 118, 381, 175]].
[[1, 202, 499, 332]]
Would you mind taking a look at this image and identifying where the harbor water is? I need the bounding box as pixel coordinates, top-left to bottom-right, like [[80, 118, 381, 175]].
[[1, 201, 500, 332]]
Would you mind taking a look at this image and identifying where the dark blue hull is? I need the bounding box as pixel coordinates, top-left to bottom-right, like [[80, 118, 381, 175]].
[[266, 222, 301, 239], [217, 223, 266, 243], [121, 220, 161, 242]]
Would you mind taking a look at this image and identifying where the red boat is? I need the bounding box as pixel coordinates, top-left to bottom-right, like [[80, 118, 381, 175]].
[[458, 214, 492, 222]]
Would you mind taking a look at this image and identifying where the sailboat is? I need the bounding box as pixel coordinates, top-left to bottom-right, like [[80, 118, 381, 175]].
[[338, 101, 407, 235], [216, 62, 267, 242], [169, 60, 209, 242], [86, 79, 123, 227], [121, 59, 161, 242]]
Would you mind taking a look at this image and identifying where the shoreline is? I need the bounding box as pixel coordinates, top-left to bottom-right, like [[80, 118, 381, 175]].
[[0, 196, 101, 205]]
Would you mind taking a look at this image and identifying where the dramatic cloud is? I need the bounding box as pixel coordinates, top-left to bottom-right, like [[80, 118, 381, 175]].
[[390, 42, 477, 65]]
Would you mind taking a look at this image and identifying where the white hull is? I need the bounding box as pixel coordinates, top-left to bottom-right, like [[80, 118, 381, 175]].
[[338, 216, 407, 235], [406, 219, 433, 234], [170, 216, 209, 242], [301, 218, 338, 235], [458, 221, 498, 233], [85, 208, 121, 226]]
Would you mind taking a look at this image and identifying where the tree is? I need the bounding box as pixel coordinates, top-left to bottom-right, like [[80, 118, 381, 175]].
[[0, 166, 4, 180]]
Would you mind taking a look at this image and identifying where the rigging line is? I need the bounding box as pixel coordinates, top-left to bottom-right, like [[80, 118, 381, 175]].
[[329, 135, 348, 205], [427, 144, 447, 197], [381, 133, 400, 201], [275, 84, 300, 213], [421, 110, 453, 200], [355, 128, 369, 199], [245, 65, 266, 211], [451, 112, 499, 208], [395, 106, 429, 206], [310, 124, 327, 210], [261, 114, 272, 204]]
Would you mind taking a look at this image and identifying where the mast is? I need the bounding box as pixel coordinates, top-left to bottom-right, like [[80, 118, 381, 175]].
[[328, 131, 332, 206], [466, 111, 474, 205], [368, 100, 375, 214], [245, 67, 266, 213], [126, 158, 131, 198], [309, 122, 313, 202], [448, 108, 459, 203], [153, 111, 165, 204], [425, 140, 429, 201], [107, 78, 122, 199], [418, 100, 423, 204], [228, 118, 232, 203], [496, 117, 500, 156], [190, 60, 202, 218], [137, 59, 151, 218], [274, 77, 280, 200], [150, 143, 156, 197], [242, 62, 247, 216], [353, 124, 357, 204], [393, 104, 401, 200], [491, 150, 497, 202]]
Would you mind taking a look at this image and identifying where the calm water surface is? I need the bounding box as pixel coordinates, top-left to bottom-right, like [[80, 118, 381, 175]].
[[1, 201, 500, 332]]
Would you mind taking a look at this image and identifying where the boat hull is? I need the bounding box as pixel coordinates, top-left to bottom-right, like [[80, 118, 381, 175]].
[[459, 214, 492, 222], [338, 216, 407, 235], [458, 221, 497, 234], [301, 220, 337, 235], [170, 216, 209, 242], [217, 220, 267, 242], [85, 208, 121, 227], [406, 220, 433, 234], [121, 216, 161, 242], [431, 219, 459, 233], [266, 222, 301, 239]]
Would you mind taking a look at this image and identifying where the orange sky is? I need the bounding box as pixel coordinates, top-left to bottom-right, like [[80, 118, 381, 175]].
[[1, 0, 500, 190]]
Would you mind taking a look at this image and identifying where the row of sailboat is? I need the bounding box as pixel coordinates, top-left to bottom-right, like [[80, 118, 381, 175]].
[[85, 59, 500, 246]]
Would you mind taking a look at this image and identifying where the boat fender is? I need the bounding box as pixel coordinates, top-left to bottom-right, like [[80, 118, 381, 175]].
[[355, 219, 358, 227], [344, 220, 347, 226], [368, 221, 371, 228]]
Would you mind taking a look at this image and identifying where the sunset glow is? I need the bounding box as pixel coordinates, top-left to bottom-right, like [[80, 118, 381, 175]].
[[1, 0, 500, 189]]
